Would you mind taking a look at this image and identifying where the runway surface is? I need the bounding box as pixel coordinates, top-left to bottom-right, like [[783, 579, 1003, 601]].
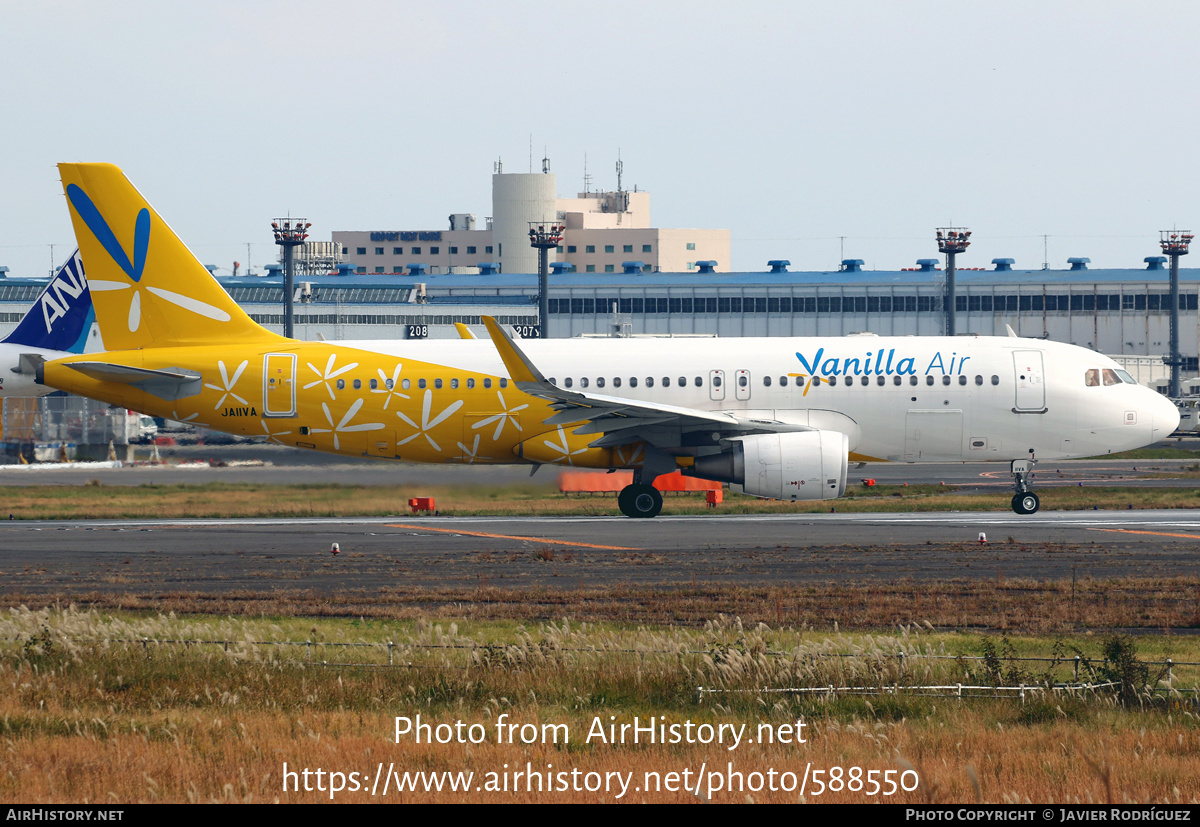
[[3, 510, 1198, 598]]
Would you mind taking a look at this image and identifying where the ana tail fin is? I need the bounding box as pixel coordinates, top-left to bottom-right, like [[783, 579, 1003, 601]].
[[58, 163, 283, 350], [3, 249, 94, 353]]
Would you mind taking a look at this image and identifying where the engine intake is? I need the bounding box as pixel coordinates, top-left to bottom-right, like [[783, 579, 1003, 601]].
[[689, 430, 848, 500]]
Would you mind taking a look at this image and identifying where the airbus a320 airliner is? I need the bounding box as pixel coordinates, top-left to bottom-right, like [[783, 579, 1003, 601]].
[[40, 163, 1179, 517]]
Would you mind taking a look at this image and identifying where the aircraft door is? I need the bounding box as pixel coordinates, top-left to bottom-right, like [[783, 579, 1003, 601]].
[[263, 353, 297, 417], [735, 369, 751, 401], [709, 370, 726, 402], [1013, 350, 1046, 412]]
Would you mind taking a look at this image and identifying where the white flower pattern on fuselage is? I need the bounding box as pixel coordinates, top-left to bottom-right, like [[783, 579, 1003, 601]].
[[372, 364, 410, 409], [396, 390, 464, 454], [204, 360, 249, 411], [303, 353, 359, 401], [471, 390, 528, 441], [309, 398, 383, 451]]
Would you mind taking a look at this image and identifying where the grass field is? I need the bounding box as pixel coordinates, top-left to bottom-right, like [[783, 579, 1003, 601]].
[[2, 607, 1198, 804], [4, 480, 1200, 519]]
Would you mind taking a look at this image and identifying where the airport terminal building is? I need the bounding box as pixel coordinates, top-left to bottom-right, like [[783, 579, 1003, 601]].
[[2, 255, 1198, 392]]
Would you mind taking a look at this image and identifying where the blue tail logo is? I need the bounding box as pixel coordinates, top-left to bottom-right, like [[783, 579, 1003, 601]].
[[4, 250, 94, 353], [66, 184, 149, 283]]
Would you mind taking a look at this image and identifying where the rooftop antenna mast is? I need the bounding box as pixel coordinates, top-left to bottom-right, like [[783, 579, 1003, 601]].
[[542, 147, 550, 174], [582, 153, 592, 195]]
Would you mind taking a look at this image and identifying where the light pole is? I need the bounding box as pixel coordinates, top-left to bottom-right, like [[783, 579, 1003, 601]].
[[272, 218, 309, 339], [936, 227, 971, 336], [528, 221, 565, 339], [1160, 230, 1193, 398]]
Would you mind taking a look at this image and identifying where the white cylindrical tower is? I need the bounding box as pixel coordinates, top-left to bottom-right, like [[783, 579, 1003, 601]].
[[492, 172, 556, 274]]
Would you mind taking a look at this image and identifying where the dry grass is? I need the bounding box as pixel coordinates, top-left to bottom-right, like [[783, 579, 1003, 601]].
[[6, 574, 1200, 633], [5, 481, 1200, 519], [1, 608, 1198, 803]]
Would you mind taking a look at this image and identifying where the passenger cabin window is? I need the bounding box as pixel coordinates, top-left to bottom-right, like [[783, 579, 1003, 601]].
[[418, 379, 426, 389], [467, 378, 475, 389], [564, 378, 573, 388], [828, 376, 838, 386], [500, 378, 508, 388], [738, 375, 748, 387], [401, 379, 410, 389], [694, 377, 702, 387], [337, 379, 345, 390], [958, 375, 967, 386], [630, 377, 638, 388], [450, 378, 458, 389], [991, 375, 1000, 385], [646, 377, 654, 387], [434, 379, 442, 389], [763, 376, 772, 387], [860, 376, 869, 386], [597, 377, 605, 388], [713, 375, 722, 387], [581, 378, 589, 388], [613, 377, 622, 388], [926, 375, 934, 386], [483, 378, 492, 389], [893, 375, 902, 386]]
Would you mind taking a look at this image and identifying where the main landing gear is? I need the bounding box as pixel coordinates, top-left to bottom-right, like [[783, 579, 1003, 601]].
[[1010, 458, 1039, 515], [618, 483, 663, 518]]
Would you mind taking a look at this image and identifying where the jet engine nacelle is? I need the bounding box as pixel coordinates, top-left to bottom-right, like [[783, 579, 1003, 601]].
[[690, 430, 848, 501]]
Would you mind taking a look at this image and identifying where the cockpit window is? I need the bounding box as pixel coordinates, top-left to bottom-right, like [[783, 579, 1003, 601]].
[[1102, 369, 1121, 386], [1115, 369, 1136, 384], [1084, 369, 1100, 387]]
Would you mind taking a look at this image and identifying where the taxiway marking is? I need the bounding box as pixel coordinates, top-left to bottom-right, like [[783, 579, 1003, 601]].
[[1088, 528, 1200, 540], [384, 523, 642, 551]]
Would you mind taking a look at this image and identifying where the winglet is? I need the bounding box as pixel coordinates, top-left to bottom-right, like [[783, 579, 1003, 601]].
[[453, 322, 477, 340], [482, 316, 546, 385], [1005, 324, 1018, 338]]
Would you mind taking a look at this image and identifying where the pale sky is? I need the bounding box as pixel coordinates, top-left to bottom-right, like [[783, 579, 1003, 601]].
[[4, 0, 1199, 278]]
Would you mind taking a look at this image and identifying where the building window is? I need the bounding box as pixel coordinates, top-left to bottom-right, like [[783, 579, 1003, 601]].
[[556, 245, 564, 253], [375, 247, 384, 255], [567, 245, 577, 253], [449, 246, 458, 254], [623, 245, 633, 253], [393, 247, 403, 255], [687, 262, 695, 270], [467, 246, 477, 255], [586, 245, 596, 253], [342, 246, 349, 254], [430, 247, 439, 255], [356, 266, 366, 274], [412, 247, 421, 255], [356, 247, 366, 255], [604, 264, 615, 273], [375, 267, 385, 273], [605, 245, 615, 253], [642, 244, 652, 253], [586, 265, 596, 272], [485, 246, 493, 254], [686, 242, 696, 251]]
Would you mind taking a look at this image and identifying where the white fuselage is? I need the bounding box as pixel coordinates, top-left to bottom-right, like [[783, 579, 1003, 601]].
[[362, 334, 1178, 462]]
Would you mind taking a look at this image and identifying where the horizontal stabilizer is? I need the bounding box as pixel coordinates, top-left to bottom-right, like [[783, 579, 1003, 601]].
[[62, 361, 201, 401]]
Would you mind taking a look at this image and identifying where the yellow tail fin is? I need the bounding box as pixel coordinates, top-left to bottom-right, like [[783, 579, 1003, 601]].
[[58, 163, 283, 350]]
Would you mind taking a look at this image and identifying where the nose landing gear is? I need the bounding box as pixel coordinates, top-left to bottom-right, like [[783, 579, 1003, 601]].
[[1010, 458, 1039, 514]]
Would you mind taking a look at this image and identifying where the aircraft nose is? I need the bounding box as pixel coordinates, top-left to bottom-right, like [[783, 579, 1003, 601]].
[[1151, 390, 1180, 437]]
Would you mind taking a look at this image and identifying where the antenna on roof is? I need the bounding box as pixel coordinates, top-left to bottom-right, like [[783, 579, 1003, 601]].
[[582, 153, 592, 195], [542, 147, 550, 174]]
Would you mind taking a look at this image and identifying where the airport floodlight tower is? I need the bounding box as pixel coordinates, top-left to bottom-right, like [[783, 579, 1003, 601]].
[[529, 221, 565, 339], [272, 218, 310, 339], [936, 227, 971, 336], [1160, 230, 1193, 398]]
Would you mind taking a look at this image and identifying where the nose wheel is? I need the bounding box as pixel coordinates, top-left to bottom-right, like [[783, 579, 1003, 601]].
[[1009, 458, 1039, 515], [1011, 492, 1040, 515], [618, 483, 663, 518]]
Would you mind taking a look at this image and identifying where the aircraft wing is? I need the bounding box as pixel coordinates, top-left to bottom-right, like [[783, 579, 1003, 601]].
[[481, 317, 811, 450]]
